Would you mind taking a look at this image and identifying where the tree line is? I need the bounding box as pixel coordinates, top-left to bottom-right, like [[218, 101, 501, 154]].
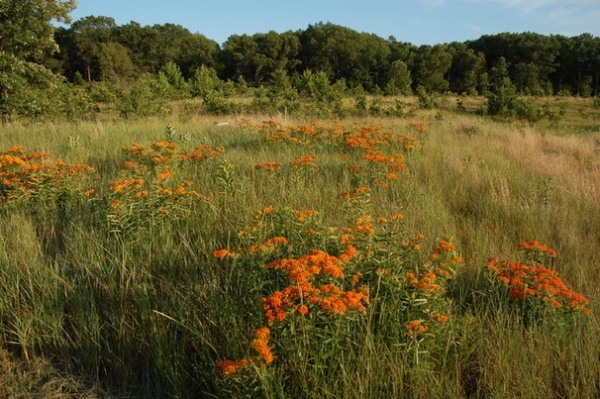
[[1, 1, 599, 122], [50, 18, 600, 97]]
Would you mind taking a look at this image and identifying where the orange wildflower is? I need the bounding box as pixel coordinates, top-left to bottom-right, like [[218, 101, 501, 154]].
[[290, 155, 316, 167], [339, 244, 358, 262], [406, 320, 428, 336], [216, 358, 252, 376], [6, 146, 26, 154], [428, 312, 450, 324], [150, 141, 178, 151], [213, 249, 235, 259], [488, 246, 591, 314], [255, 162, 283, 172], [351, 272, 363, 286], [297, 305, 309, 316], [253, 206, 276, 218], [518, 241, 557, 257], [156, 168, 175, 180], [0, 154, 28, 168]]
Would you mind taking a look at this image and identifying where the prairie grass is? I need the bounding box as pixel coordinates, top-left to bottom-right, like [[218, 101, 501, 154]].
[[1, 103, 599, 398]]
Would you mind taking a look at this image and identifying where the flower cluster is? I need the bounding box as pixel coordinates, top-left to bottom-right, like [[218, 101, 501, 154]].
[[213, 236, 290, 260], [121, 141, 224, 167], [1, 146, 93, 201], [216, 327, 275, 376], [339, 187, 371, 200], [402, 240, 462, 334], [214, 202, 463, 376], [262, 247, 368, 322], [214, 206, 376, 376], [85, 140, 220, 232], [289, 155, 316, 168], [406, 320, 428, 337], [255, 162, 283, 172], [240, 119, 425, 190], [518, 240, 558, 259], [488, 242, 590, 315]]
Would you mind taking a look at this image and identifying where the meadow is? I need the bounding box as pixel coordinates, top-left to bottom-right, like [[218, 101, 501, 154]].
[[1, 97, 599, 398]]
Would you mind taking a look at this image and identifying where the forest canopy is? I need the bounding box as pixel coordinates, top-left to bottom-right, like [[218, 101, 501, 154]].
[[51, 20, 600, 97], [1, 0, 599, 121]]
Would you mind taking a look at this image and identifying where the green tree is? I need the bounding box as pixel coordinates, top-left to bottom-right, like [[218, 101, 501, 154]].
[[158, 61, 188, 99], [220, 34, 260, 83], [486, 56, 518, 116], [190, 65, 222, 98], [0, 0, 75, 59], [447, 43, 487, 94], [468, 32, 560, 95], [98, 42, 135, 82], [299, 23, 390, 90], [486, 57, 543, 121], [112, 22, 162, 74], [411, 44, 452, 93], [252, 31, 301, 80], [151, 23, 218, 77], [71, 16, 117, 81], [384, 60, 412, 96], [554, 34, 600, 96], [513, 62, 549, 95], [252, 68, 301, 114], [487, 77, 518, 116], [387, 36, 415, 64], [292, 69, 345, 116], [0, 0, 76, 122]]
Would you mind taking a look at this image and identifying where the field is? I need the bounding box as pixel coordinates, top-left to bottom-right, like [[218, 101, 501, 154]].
[[1, 97, 600, 398]]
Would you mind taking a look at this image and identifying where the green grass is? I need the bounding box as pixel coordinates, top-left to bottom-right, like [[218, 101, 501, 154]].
[[1, 100, 599, 398]]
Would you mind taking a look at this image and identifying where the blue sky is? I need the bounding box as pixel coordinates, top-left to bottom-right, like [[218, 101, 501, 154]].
[[70, 0, 600, 46]]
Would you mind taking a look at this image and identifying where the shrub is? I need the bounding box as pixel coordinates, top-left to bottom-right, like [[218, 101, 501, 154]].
[[416, 85, 435, 109]]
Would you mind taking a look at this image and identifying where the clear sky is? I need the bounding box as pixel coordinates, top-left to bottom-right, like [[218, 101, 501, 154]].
[[69, 0, 600, 46]]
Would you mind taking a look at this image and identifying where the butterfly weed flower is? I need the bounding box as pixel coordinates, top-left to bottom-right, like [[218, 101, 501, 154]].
[[290, 156, 316, 167], [406, 320, 428, 337], [213, 249, 236, 259], [252, 327, 274, 364], [255, 162, 283, 172], [488, 243, 591, 315], [428, 312, 450, 324], [156, 169, 175, 180]]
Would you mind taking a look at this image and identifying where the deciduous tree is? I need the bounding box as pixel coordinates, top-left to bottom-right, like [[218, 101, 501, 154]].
[[0, 0, 76, 122]]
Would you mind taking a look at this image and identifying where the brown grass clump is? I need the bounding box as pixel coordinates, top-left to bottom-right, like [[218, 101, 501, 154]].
[[0, 348, 113, 399]]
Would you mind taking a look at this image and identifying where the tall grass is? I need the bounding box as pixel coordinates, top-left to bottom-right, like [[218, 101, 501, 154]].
[[1, 109, 599, 398]]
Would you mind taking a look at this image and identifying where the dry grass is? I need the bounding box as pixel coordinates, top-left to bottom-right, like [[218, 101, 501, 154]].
[[0, 348, 114, 399]]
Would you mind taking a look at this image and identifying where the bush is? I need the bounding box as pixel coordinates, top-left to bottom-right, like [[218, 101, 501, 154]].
[[416, 85, 435, 109], [251, 69, 301, 115], [486, 77, 518, 116], [190, 65, 222, 98], [0, 55, 97, 122]]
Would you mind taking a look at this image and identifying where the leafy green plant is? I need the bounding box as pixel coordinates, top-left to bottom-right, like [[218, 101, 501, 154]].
[[416, 85, 435, 109]]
